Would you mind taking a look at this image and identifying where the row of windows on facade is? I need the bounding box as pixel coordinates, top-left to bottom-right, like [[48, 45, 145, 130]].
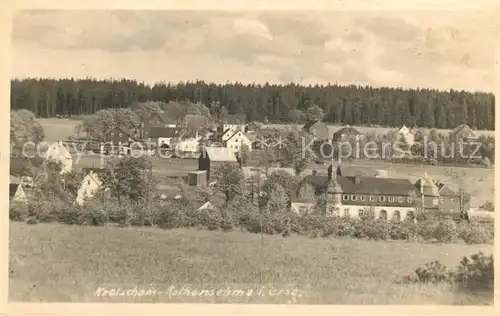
[[340, 194, 414, 203], [323, 207, 415, 221]]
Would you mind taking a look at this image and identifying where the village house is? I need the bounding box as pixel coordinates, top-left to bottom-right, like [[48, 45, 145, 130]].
[[44, 141, 73, 174], [9, 175, 28, 205], [103, 126, 138, 155], [198, 146, 238, 183], [298, 164, 418, 221], [450, 124, 478, 142], [144, 126, 179, 152], [224, 130, 253, 153], [302, 120, 330, 140], [413, 174, 441, 210], [433, 180, 470, 212], [221, 114, 246, 132], [75, 168, 104, 206], [143, 112, 178, 128], [10, 157, 35, 188], [245, 121, 263, 133], [397, 124, 416, 147], [332, 126, 364, 142], [174, 130, 202, 156]]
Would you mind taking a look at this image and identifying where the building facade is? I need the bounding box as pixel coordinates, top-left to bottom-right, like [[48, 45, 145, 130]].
[[299, 164, 418, 222]]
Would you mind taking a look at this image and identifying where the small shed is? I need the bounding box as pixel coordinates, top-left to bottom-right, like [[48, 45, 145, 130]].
[[188, 170, 208, 187], [198, 146, 238, 182]]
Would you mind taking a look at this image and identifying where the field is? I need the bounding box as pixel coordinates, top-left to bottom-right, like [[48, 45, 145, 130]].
[[8, 222, 492, 304], [37, 118, 82, 142]]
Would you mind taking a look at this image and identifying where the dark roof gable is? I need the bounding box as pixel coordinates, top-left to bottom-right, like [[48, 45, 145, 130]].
[[146, 126, 178, 138], [304, 175, 416, 196]]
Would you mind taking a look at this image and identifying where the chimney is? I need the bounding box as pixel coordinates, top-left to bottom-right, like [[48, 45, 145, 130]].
[[354, 175, 362, 184], [312, 169, 317, 176]]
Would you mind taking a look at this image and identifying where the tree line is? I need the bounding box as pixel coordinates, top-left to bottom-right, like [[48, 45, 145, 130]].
[[11, 78, 495, 130]]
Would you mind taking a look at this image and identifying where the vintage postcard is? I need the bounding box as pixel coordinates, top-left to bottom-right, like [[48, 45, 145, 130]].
[[2, 0, 498, 315]]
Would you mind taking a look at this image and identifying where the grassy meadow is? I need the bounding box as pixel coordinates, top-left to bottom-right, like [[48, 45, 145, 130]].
[[9, 222, 492, 304]]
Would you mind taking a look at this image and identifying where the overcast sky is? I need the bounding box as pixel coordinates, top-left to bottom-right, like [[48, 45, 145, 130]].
[[11, 10, 497, 92]]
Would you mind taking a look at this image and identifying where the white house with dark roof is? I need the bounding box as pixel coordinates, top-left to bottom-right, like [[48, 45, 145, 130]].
[[75, 169, 104, 205], [44, 141, 73, 174], [9, 175, 28, 205], [224, 130, 253, 153]]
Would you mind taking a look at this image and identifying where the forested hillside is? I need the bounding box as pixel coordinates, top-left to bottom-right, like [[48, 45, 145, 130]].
[[11, 78, 495, 130]]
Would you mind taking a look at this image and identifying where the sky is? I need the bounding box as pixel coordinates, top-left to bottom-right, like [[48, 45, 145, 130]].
[[11, 9, 498, 92]]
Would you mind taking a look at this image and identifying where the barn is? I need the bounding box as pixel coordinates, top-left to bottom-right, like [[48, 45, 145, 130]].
[[198, 146, 238, 183]]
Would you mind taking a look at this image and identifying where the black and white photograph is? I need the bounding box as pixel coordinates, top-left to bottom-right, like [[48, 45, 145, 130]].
[[6, 1, 496, 308]]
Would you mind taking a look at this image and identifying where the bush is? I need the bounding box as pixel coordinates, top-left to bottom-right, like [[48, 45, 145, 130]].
[[361, 218, 390, 240], [9, 203, 29, 222], [433, 219, 458, 242], [413, 260, 455, 284], [389, 220, 418, 241], [455, 252, 494, 293], [458, 222, 492, 244]]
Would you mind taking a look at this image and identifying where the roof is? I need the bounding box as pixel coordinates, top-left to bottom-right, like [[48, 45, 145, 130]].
[[414, 178, 440, 196], [333, 126, 362, 138], [10, 157, 35, 176], [303, 120, 321, 130], [433, 181, 456, 196], [10, 175, 21, 184], [336, 165, 378, 177], [225, 130, 250, 143], [305, 175, 417, 196], [104, 126, 138, 141], [9, 183, 21, 198], [304, 175, 416, 196], [45, 141, 72, 160], [198, 201, 214, 210], [201, 146, 237, 162], [146, 126, 178, 138], [451, 124, 476, 138]]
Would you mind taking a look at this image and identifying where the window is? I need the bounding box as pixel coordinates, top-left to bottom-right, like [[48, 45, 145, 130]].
[[407, 197, 413, 203], [379, 209, 388, 220], [343, 194, 349, 201], [389, 196, 395, 202], [398, 197, 404, 203], [358, 209, 364, 217], [406, 211, 415, 221], [87, 180, 91, 185], [369, 196, 376, 202], [392, 210, 401, 222], [344, 208, 349, 217], [119, 132, 123, 137], [351, 195, 357, 201], [379, 196, 386, 202], [360, 195, 366, 201]]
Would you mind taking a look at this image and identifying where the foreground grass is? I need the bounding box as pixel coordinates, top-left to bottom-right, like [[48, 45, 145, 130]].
[[9, 222, 492, 304]]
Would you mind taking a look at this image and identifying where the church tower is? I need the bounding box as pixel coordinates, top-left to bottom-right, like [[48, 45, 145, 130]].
[[327, 160, 342, 212]]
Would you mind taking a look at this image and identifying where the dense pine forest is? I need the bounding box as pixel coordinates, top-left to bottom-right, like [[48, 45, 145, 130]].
[[10, 78, 495, 130]]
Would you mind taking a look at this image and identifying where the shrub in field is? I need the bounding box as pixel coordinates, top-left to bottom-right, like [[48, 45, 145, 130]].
[[389, 220, 418, 241], [9, 203, 29, 222], [361, 218, 391, 240], [337, 217, 357, 237], [457, 222, 492, 244], [454, 252, 494, 293], [413, 260, 455, 284], [433, 219, 458, 242]]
